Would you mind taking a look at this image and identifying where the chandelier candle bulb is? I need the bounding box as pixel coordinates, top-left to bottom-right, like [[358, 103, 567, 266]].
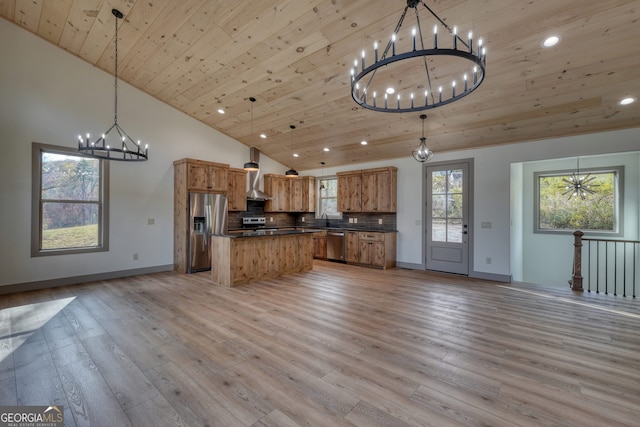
[[434, 25, 438, 48], [438, 86, 442, 102], [452, 81, 456, 97], [373, 91, 377, 107], [374, 42, 378, 62], [411, 92, 414, 108], [425, 90, 429, 106], [362, 50, 365, 70], [464, 74, 468, 91], [468, 31, 473, 53], [392, 33, 396, 56], [397, 94, 401, 109], [453, 26, 457, 49], [384, 93, 388, 109], [412, 28, 417, 51]]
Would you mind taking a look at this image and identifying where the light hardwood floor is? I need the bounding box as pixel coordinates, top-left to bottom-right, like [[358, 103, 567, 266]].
[[1, 261, 639, 426]]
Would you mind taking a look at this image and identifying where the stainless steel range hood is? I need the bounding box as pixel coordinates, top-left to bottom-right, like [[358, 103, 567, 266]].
[[246, 147, 271, 200]]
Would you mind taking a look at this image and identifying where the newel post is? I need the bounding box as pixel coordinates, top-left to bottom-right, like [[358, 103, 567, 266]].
[[571, 231, 584, 291]]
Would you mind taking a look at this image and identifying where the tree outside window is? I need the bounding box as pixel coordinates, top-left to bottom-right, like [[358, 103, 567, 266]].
[[317, 177, 341, 218], [535, 167, 622, 234], [32, 143, 109, 256]]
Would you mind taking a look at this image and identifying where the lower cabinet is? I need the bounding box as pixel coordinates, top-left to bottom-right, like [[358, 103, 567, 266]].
[[345, 231, 396, 269], [313, 230, 327, 259]]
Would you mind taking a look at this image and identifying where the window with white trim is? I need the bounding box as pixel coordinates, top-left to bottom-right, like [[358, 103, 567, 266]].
[[32, 143, 109, 256]]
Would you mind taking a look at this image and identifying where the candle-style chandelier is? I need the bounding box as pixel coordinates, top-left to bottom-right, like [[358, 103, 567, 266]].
[[77, 9, 148, 161], [350, 0, 487, 113]]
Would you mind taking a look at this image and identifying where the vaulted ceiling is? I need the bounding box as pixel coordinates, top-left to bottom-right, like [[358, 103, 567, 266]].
[[2, 0, 639, 169]]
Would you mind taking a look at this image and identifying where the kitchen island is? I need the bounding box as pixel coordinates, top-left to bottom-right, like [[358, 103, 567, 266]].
[[210, 229, 316, 287]]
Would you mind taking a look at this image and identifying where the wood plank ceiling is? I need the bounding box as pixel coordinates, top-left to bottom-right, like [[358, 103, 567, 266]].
[[2, 0, 639, 169]]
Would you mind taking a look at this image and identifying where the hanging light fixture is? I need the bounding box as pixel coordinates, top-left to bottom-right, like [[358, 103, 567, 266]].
[[243, 97, 259, 171], [350, 0, 486, 113], [412, 114, 434, 162], [319, 162, 326, 190], [562, 158, 598, 200], [285, 124, 299, 177], [77, 9, 148, 161]]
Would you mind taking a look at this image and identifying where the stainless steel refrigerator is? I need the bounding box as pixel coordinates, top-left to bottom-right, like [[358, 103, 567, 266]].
[[188, 193, 228, 273]]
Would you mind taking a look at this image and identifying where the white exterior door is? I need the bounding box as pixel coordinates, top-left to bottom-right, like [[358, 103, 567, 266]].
[[426, 162, 470, 275]]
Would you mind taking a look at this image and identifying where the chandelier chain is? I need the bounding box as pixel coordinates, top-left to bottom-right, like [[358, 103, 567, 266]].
[[114, 11, 119, 125]]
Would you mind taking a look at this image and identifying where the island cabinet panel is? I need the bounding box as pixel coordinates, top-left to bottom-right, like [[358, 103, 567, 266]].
[[211, 234, 313, 286], [228, 168, 247, 211]]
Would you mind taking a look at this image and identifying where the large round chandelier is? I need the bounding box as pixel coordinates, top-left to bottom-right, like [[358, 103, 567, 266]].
[[77, 9, 148, 161], [350, 0, 487, 113]]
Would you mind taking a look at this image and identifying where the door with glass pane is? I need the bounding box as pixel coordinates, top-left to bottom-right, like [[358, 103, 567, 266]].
[[426, 162, 469, 275]]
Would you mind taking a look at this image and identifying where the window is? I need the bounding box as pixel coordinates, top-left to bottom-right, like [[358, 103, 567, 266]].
[[534, 166, 623, 235], [32, 143, 109, 256], [317, 177, 341, 218]]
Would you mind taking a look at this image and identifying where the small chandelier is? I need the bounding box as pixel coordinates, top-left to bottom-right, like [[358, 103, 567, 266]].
[[78, 9, 148, 161], [285, 125, 299, 177], [350, 0, 486, 113], [243, 97, 259, 171], [562, 158, 598, 200], [412, 114, 434, 162]]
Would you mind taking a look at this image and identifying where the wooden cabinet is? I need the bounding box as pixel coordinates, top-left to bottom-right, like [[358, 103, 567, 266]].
[[183, 159, 229, 192], [345, 231, 359, 263], [228, 168, 247, 211], [264, 174, 290, 212], [338, 167, 397, 213], [264, 175, 315, 212], [337, 172, 362, 212], [313, 230, 327, 259], [211, 234, 313, 286], [362, 168, 397, 212], [174, 158, 230, 273], [345, 231, 396, 269]]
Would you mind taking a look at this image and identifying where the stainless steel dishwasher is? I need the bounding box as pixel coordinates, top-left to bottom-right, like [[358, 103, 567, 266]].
[[326, 230, 345, 261]]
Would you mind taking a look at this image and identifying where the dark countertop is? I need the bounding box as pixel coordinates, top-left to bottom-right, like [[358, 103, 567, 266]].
[[224, 227, 398, 237], [215, 229, 322, 238]]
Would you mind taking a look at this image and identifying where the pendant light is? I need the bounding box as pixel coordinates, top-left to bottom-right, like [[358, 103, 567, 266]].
[[562, 157, 598, 200], [77, 9, 148, 161], [319, 161, 326, 190], [285, 124, 299, 177], [412, 114, 434, 162], [243, 97, 259, 171]]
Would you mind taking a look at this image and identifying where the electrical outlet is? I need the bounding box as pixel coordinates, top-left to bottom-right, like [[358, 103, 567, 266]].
[[415, 219, 421, 225], [378, 218, 383, 225], [133, 253, 139, 261], [301, 217, 305, 222], [270, 217, 274, 222], [349, 218, 354, 223], [147, 218, 155, 225], [354, 218, 358, 224], [486, 257, 492, 264]]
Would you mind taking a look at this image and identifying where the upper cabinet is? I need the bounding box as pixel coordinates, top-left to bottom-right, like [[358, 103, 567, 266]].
[[175, 158, 229, 193], [264, 174, 315, 213], [228, 168, 247, 212], [338, 167, 397, 213]]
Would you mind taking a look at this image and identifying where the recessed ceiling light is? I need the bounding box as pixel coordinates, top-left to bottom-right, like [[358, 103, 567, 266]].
[[619, 97, 636, 106], [541, 35, 560, 48], [386, 87, 395, 95], [323, 147, 330, 152], [360, 140, 368, 145], [260, 133, 267, 139], [293, 153, 299, 157], [217, 109, 225, 114]]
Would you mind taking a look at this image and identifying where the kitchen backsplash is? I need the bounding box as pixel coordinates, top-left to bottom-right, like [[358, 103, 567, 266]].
[[229, 210, 396, 231]]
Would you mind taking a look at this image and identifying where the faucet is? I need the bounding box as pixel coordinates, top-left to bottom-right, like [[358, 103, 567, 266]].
[[320, 211, 329, 228]]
